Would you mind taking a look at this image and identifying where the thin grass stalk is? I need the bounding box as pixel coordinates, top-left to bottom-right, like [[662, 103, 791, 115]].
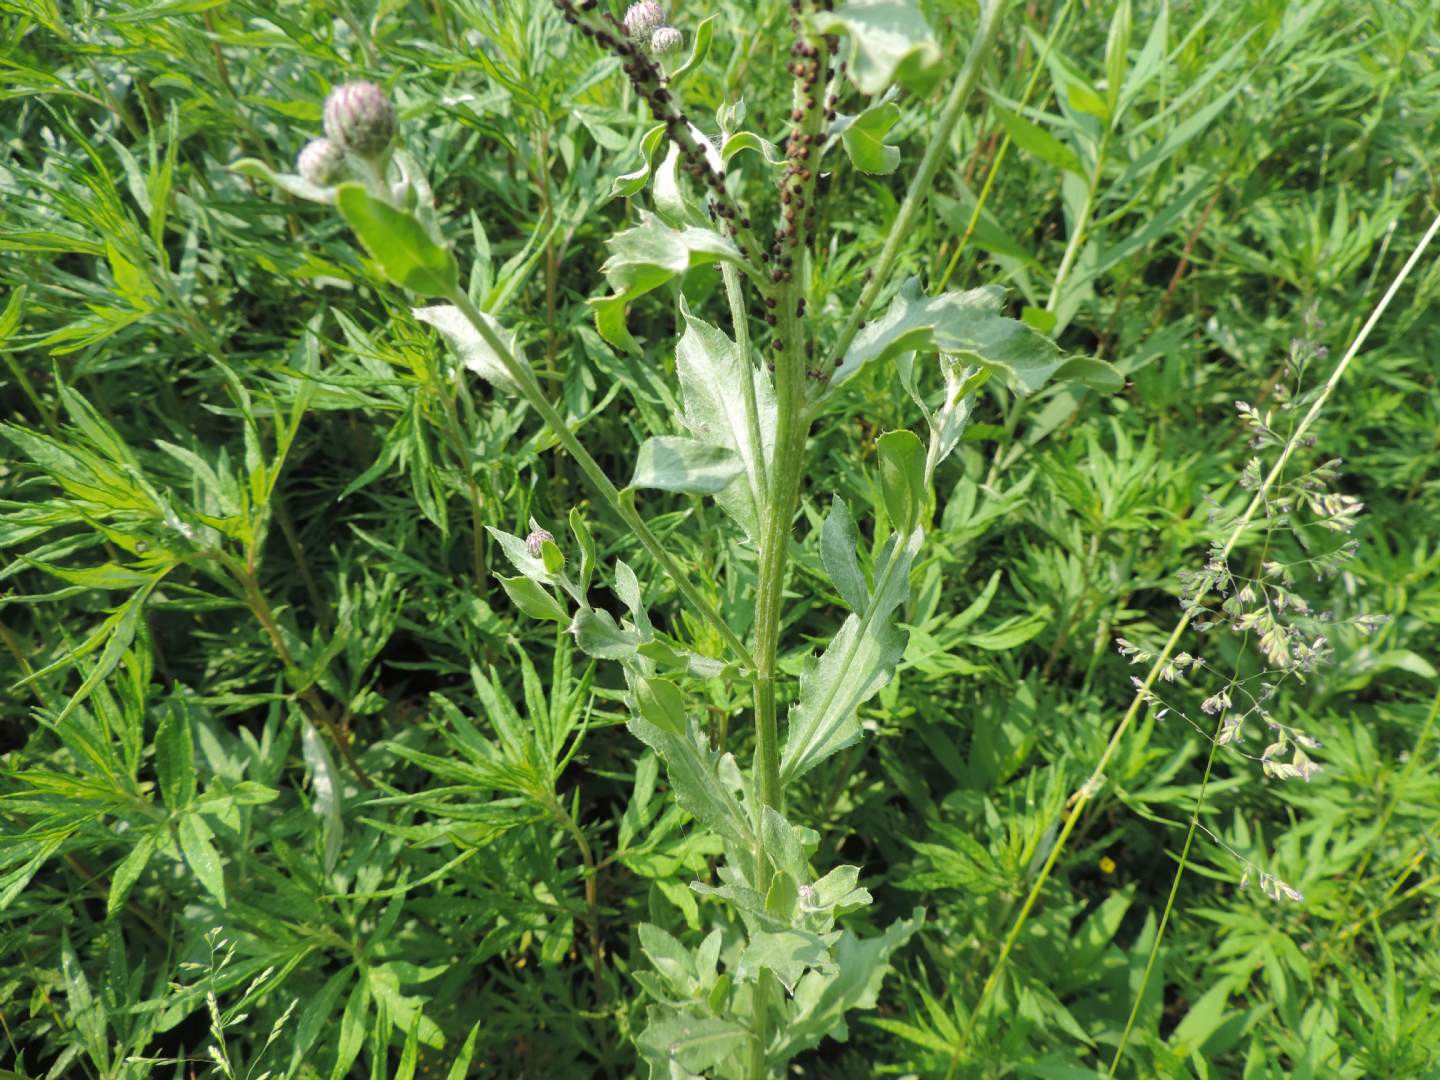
[[952, 206, 1440, 1065], [937, 0, 1077, 293]]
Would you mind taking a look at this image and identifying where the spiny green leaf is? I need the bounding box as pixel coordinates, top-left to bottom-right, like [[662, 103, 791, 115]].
[[674, 300, 775, 539], [834, 278, 1118, 396], [627, 716, 750, 845], [820, 497, 870, 613], [590, 213, 744, 354], [782, 529, 922, 782]]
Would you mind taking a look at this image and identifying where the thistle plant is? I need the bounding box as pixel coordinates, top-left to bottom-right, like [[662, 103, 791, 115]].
[[235, 4, 1124, 1075]]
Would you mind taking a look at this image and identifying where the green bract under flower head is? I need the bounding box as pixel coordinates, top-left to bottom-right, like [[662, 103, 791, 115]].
[[324, 81, 396, 160]]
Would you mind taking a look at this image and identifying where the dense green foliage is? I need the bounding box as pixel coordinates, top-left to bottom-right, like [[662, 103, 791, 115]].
[[2, 0, 1438, 1077]]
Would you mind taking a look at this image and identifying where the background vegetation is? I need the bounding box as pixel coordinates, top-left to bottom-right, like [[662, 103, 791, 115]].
[[2, 0, 1437, 1076]]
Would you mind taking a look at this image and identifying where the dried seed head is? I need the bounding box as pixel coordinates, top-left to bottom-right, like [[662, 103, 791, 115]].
[[296, 138, 346, 186], [323, 81, 396, 159], [650, 24, 682, 54], [623, 0, 665, 40], [525, 528, 556, 559]]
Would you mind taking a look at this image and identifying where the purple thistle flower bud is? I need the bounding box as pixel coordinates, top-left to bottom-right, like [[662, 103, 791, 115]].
[[623, 0, 665, 40], [296, 138, 346, 186], [650, 25, 682, 54], [323, 81, 396, 160], [526, 527, 555, 558]]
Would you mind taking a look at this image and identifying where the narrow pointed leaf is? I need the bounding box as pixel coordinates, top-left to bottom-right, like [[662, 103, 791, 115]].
[[627, 715, 751, 844], [820, 497, 870, 613], [674, 302, 775, 538], [177, 812, 226, 904], [782, 529, 923, 782], [335, 183, 458, 297]]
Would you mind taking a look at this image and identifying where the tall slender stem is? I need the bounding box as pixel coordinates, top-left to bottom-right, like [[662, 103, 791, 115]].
[[745, 307, 808, 1080], [1045, 127, 1110, 315], [445, 289, 754, 668], [739, 10, 1007, 1071]]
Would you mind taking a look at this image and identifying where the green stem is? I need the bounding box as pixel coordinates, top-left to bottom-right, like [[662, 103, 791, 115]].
[[1045, 127, 1110, 315], [431, 362, 490, 589], [2, 348, 58, 435], [233, 560, 373, 789], [823, 0, 1005, 373], [745, 321, 807, 1080], [553, 795, 606, 1002], [444, 288, 753, 668], [742, 11, 1007, 1070]]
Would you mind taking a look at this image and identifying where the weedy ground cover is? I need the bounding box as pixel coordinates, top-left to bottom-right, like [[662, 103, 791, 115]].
[[1, 0, 1438, 1077]]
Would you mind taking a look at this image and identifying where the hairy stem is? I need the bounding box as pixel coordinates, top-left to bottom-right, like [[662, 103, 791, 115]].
[[746, 321, 807, 1080]]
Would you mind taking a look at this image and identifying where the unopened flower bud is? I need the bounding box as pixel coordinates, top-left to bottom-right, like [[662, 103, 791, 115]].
[[623, 0, 665, 40], [525, 528, 555, 558], [296, 138, 346, 186], [323, 81, 396, 159], [650, 25, 682, 54]]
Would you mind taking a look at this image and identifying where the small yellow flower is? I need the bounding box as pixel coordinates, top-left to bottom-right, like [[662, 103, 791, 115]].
[[1099, 855, 1117, 874]]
